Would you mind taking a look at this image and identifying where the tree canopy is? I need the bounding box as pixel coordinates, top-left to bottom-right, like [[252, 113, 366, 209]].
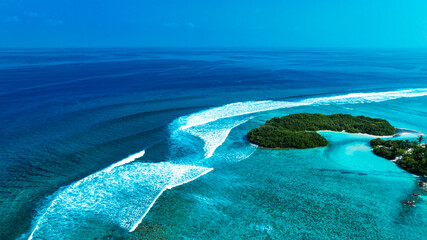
[[370, 138, 426, 176], [247, 113, 396, 149]]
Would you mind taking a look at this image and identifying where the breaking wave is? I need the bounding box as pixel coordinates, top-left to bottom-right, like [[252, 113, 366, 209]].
[[180, 118, 251, 158], [174, 88, 427, 131], [28, 153, 212, 239], [170, 88, 427, 163], [28, 88, 427, 239]]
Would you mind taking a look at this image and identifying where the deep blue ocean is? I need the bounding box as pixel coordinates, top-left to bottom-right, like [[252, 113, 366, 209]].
[[0, 49, 426, 239]]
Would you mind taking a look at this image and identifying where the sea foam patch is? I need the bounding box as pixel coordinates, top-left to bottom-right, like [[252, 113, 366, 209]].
[[171, 88, 427, 160], [28, 159, 212, 239], [303, 88, 427, 105], [28, 88, 427, 239], [174, 88, 427, 131], [174, 101, 304, 131], [182, 118, 251, 158]]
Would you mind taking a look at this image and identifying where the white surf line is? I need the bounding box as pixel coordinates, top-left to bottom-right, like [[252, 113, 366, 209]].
[[172, 88, 427, 160], [176, 101, 305, 131], [317, 127, 426, 139], [237, 144, 258, 162], [129, 167, 213, 232], [175, 88, 427, 131], [317, 130, 396, 139], [204, 118, 252, 159], [28, 150, 146, 240], [304, 89, 424, 104], [27, 226, 38, 240], [105, 150, 146, 172], [395, 128, 425, 136]]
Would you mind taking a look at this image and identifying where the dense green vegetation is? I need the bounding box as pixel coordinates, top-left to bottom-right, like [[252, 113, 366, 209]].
[[261, 113, 396, 135], [247, 113, 396, 149], [370, 138, 427, 176], [247, 125, 328, 149]]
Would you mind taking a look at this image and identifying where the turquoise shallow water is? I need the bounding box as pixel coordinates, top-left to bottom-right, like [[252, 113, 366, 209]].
[[29, 96, 427, 240], [130, 100, 426, 240], [1, 49, 427, 239]]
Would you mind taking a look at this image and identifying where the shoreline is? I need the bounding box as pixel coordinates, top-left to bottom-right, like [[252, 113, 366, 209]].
[[318, 127, 423, 139], [253, 128, 424, 151], [257, 144, 328, 150], [317, 130, 395, 138]]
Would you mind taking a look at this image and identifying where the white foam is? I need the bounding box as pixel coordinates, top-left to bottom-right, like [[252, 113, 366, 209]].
[[395, 128, 425, 136], [174, 88, 427, 130], [303, 89, 427, 105], [28, 153, 212, 239], [175, 101, 304, 131], [27, 88, 427, 239], [105, 150, 145, 172], [171, 88, 427, 159], [129, 166, 213, 232], [317, 130, 395, 139], [29, 150, 146, 240], [183, 118, 250, 158], [222, 143, 258, 163]]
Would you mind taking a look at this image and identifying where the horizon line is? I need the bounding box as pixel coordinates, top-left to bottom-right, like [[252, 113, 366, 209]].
[[1, 46, 427, 51]]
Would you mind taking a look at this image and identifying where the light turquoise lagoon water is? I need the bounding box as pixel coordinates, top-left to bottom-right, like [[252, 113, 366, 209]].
[[2, 50, 427, 239], [130, 98, 427, 240], [28, 94, 427, 240]]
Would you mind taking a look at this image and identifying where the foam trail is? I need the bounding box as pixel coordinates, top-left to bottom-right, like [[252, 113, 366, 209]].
[[236, 143, 258, 162], [395, 128, 425, 136], [27, 88, 427, 239], [28, 161, 212, 239], [175, 101, 304, 131], [105, 150, 145, 172], [129, 166, 213, 232], [173, 88, 427, 131], [183, 118, 250, 158], [303, 89, 427, 105], [215, 142, 258, 164], [28, 151, 146, 240], [171, 88, 427, 160]]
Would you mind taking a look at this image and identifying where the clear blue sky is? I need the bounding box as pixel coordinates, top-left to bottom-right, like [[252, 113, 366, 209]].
[[1, 0, 427, 48]]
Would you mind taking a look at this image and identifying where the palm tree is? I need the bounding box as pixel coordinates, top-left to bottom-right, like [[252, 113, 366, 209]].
[[417, 135, 423, 144]]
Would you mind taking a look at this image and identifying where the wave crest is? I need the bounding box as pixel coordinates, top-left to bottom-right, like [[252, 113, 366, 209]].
[[28, 152, 212, 239], [28, 88, 427, 239], [170, 88, 427, 160]]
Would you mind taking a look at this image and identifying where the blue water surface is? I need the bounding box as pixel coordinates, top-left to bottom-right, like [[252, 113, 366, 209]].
[[0, 49, 426, 239]]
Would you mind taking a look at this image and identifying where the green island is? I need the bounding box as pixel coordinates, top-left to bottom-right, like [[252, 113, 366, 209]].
[[247, 113, 396, 149], [370, 138, 427, 176], [247, 113, 426, 176]]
